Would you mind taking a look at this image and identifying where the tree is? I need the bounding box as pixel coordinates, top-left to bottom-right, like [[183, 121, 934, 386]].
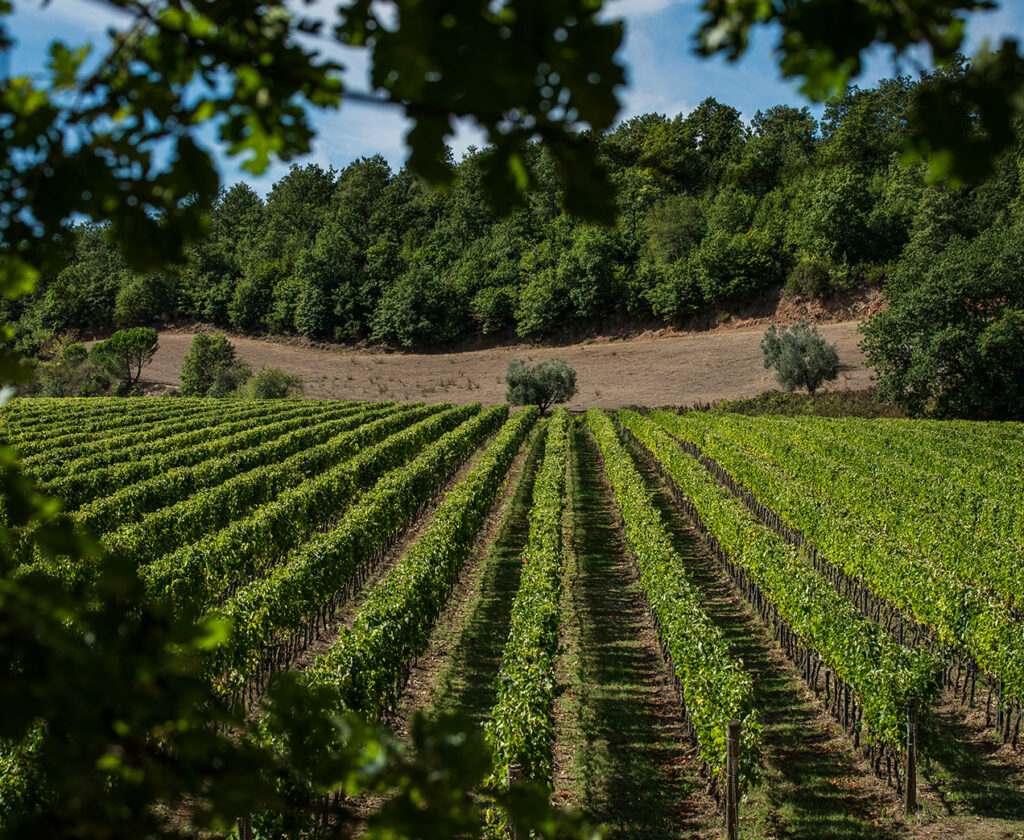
[[178, 333, 252, 397], [505, 359, 578, 414], [695, 1, 1024, 184], [860, 224, 1024, 418], [88, 328, 159, 391], [762, 321, 840, 395]]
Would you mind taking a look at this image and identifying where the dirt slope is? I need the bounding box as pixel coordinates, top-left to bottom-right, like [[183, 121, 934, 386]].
[[143, 320, 873, 408]]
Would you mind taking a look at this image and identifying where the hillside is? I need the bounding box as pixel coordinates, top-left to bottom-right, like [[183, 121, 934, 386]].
[[144, 319, 872, 407]]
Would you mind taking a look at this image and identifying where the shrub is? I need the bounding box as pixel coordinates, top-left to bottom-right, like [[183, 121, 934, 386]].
[[784, 255, 832, 298], [514, 268, 568, 337], [37, 341, 112, 396], [693, 229, 783, 301], [698, 389, 904, 418], [761, 321, 840, 395], [113, 273, 176, 327], [179, 333, 251, 397], [242, 366, 303, 399], [505, 359, 577, 415], [647, 261, 704, 322]]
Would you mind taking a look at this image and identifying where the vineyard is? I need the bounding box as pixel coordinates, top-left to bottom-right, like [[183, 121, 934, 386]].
[[3, 397, 1024, 839]]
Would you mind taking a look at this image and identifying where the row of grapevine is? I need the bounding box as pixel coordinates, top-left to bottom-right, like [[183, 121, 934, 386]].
[[25, 404, 447, 583], [142, 404, 484, 611], [69, 403, 401, 525], [654, 411, 1024, 706], [2, 396, 205, 433], [621, 410, 941, 757], [207, 404, 513, 704], [36, 402, 368, 506], [486, 408, 570, 788], [715, 414, 1024, 604], [303, 405, 535, 720], [865, 415, 1024, 459], [7, 398, 204, 447], [1, 396, 162, 434], [588, 409, 761, 789], [818, 416, 1024, 494], [99, 404, 464, 565], [19, 399, 277, 468], [24, 399, 342, 479]]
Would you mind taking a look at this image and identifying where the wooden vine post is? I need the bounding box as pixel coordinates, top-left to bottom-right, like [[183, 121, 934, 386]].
[[236, 815, 253, 840], [725, 719, 740, 840], [905, 696, 918, 815], [507, 763, 523, 840]]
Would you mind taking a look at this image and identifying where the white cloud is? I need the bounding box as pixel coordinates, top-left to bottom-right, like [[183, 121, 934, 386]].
[[615, 18, 691, 122]]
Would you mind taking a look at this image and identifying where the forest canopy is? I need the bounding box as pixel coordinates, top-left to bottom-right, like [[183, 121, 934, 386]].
[[6, 65, 1020, 355]]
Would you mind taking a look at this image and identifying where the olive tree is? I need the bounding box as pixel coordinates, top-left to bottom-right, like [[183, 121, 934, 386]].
[[761, 321, 840, 395], [506, 359, 578, 414]]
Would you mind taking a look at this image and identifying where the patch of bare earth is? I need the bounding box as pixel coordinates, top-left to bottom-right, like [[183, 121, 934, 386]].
[[141, 289, 879, 407]]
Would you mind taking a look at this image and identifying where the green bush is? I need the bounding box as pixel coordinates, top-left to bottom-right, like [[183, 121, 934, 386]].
[[470, 286, 517, 334], [37, 340, 112, 396], [112, 273, 176, 327], [179, 333, 251, 397], [784, 255, 832, 298], [514, 268, 568, 337], [647, 260, 704, 322], [761, 321, 840, 395], [693, 229, 783, 301], [696, 389, 904, 418], [242, 366, 303, 399], [505, 359, 577, 415]]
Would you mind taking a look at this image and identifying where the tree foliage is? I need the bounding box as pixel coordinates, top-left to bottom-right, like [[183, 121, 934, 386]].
[[695, 0, 1024, 184], [88, 328, 159, 391], [14, 56, 1022, 358], [505, 359, 578, 414], [178, 333, 252, 397], [860, 221, 1024, 418], [762, 321, 840, 395]]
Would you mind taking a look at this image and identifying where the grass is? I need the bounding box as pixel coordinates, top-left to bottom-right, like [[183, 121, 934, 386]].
[[427, 420, 547, 724], [628, 433, 899, 840], [912, 697, 1024, 837], [554, 422, 702, 839]]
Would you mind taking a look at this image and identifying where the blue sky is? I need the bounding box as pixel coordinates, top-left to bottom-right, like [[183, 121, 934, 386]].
[[7, 0, 1024, 193]]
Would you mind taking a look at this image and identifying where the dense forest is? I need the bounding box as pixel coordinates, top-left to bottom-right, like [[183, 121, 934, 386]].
[[6, 63, 1023, 415]]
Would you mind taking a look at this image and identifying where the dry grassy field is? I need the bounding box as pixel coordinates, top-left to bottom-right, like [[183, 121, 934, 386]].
[[144, 321, 872, 406]]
